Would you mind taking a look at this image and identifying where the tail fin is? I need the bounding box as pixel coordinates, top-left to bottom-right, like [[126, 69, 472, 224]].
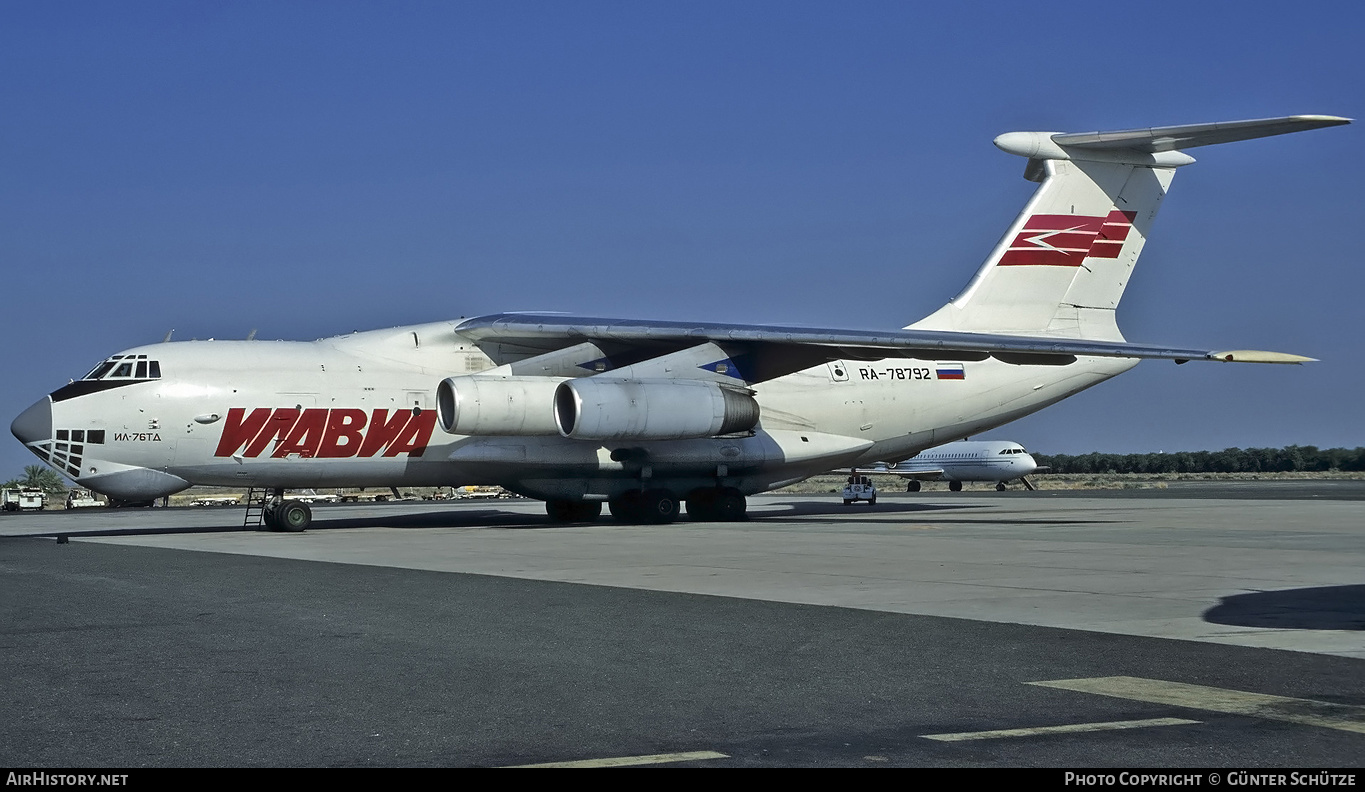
[[910, 115, 1349, 340]]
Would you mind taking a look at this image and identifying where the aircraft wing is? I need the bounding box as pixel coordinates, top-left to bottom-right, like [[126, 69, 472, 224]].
[[834, 464, 945, 480], [455, 312, 1313, 384]]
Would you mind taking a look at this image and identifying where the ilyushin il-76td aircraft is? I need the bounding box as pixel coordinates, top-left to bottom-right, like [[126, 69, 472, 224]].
[[11, 115, 1349, 531]]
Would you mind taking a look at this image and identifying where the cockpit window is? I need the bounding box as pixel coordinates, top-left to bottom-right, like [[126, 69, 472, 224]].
[[82, 355, 162, 381]]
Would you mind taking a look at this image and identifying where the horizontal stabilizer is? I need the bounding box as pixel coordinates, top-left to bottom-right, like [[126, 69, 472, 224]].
[[994, 115, 1349, 165], [1051, 115, 1350, 153]]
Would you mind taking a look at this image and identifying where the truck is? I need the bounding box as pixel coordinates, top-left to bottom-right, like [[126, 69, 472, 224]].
[[294, 490, 341, 504], [65, 489, 104, 509], [2, 487, 48, 512], [454, 486, 511, 499], [842, 475, 877, 505], [191, 495, 240, 506]]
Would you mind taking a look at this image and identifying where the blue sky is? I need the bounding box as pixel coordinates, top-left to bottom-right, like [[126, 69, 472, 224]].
[[3, 2, 1361, 478]]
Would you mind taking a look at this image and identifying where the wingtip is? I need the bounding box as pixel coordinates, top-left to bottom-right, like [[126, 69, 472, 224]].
[[1209, 350, 1318, 364], [1291, 114, 1352, 125]]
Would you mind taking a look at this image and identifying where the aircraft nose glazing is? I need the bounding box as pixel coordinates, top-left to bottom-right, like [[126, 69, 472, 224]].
[[11, 397, 52, 446]]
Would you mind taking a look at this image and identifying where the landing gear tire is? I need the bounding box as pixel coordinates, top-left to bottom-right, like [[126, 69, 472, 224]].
[[640, 489, 679, 524], [262, 502, 280, 531], [907, 480, 921, 493], [276, 500, 312, 532], [609, 490, 678, 524], [685, 489, 719, 522], [714, 488, 747, 522], [684, 487, 745, 522], [609, 491, 643, 523], [996, 482, 1007, 492], [948, 480, 963, 492], [546, 500, 602, 523]]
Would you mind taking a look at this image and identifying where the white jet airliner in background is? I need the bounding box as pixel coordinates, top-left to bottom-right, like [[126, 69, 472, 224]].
[[869, 440, 1043, 492], [10, 115, 1348, 530]]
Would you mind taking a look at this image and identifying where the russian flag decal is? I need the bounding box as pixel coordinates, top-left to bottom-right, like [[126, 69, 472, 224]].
[[936, 364, 965, 380]]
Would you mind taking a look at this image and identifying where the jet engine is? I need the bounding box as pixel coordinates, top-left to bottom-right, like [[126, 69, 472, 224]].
[[436, 376, 563, 436], [554, 378, 759, 440]]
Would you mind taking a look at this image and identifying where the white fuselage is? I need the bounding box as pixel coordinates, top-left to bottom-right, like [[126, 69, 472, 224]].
[[15, 320, 1131, 503]]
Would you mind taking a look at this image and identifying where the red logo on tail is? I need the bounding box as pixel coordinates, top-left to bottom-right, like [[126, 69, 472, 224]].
[[998, 210, 1136, 267]]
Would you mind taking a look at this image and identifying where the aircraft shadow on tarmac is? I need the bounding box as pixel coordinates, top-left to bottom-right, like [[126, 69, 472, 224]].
[[20, 503, 973, 537], [15, 508, 536, 538], [11, 498, 1125, 538], [769, 499, 1124, 527], [1203, 585, 1365, 631]]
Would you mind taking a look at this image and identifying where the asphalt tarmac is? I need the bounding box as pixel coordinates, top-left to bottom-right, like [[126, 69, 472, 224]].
[[2, 482, 1362, 768]]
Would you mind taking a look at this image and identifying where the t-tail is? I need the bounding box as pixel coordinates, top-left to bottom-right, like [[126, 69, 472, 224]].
[[910, 115, 1350, 341]]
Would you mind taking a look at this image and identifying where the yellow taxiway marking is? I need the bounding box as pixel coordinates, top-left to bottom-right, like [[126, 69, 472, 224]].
[[505, 750, 728, 768], [1031, 676, 1365, 735], [923, 717, 1199, 742]]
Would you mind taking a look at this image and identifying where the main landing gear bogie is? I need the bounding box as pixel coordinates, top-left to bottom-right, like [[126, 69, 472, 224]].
[[684, 487, 746, 523], [571, 486, 746, 525], [263, 498, 312, 532], [608, 488, 680, 524]]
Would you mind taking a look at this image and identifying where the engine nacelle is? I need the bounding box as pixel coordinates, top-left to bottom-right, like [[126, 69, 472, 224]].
[[554, 378, 760, 440], [436, 376, 564, 436]]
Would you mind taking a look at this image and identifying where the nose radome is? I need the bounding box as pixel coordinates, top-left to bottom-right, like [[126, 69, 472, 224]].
[[11, 397, 52, 445]]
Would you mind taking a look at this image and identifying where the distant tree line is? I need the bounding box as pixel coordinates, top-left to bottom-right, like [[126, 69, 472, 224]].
[[1033, 446, 1365, 474]]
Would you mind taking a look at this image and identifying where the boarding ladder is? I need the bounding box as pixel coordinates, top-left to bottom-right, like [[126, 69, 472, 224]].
[[242, 487, 269, 529]]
